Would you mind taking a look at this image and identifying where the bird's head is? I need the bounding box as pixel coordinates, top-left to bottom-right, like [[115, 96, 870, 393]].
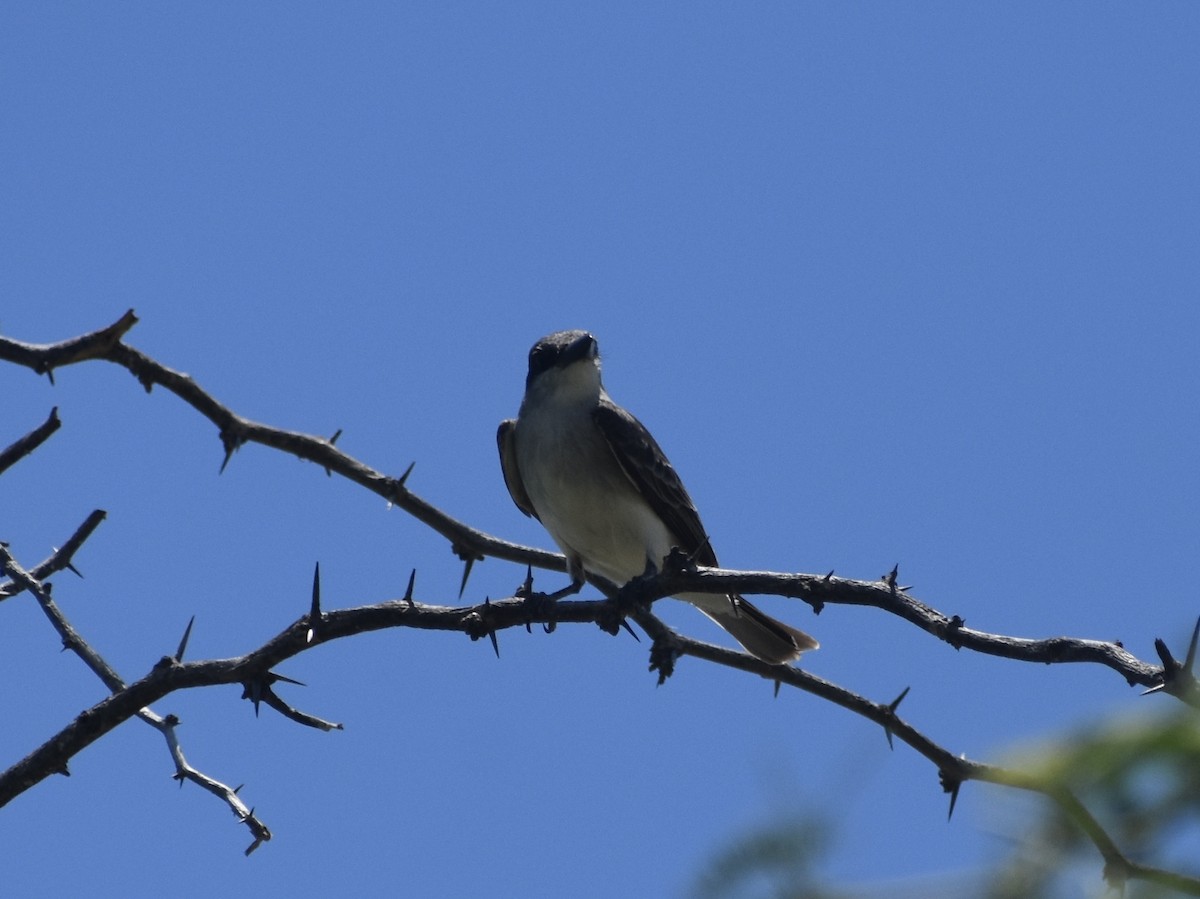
[[524, 330, 602, 401]]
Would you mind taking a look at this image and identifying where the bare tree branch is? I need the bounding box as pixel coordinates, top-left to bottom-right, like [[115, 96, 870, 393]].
[[0, 509, 107, 601], [1, 310, 563, 575], [627, 607, 1200, 896], [614, 562, 1177, 697], [0, 309, 138, 383], [4, 312, 1199, 889], [0, 544, 271, 854], [1, 560, 1196, 893], [0, 407, 61, 475], [0, 311, 1186, 692]]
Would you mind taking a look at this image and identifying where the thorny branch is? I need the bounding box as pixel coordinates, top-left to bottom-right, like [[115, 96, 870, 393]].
[[0, 406, 61, 475], [0, 311, 1182, 692], [2, 312, 1199, 891], [0, 543, 271, 854], [0, 509, 106, 602]]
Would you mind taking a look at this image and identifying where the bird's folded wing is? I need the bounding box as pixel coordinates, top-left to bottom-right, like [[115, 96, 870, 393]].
[[592, 398, 717, 567], [496, 419, 538, 520]]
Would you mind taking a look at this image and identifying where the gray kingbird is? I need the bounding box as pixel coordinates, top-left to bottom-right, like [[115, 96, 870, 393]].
[[497, 330, 818, 664]]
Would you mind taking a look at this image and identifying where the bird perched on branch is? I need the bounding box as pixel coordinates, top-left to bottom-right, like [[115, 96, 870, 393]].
[[497, 330, 817, 664]]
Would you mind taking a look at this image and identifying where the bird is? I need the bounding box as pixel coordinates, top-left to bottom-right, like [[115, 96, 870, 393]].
[[497, 329, 818, 664]]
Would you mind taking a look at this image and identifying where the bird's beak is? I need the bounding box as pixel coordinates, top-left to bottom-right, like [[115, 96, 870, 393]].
[[558, 332, 597, 367]]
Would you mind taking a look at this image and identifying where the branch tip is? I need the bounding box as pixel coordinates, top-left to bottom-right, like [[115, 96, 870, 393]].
[[0, 406, 65, 475], [1148, 623, 1200, 704]]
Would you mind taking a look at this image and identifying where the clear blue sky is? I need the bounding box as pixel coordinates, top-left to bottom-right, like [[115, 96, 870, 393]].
[[3, 4, 1198, 896]]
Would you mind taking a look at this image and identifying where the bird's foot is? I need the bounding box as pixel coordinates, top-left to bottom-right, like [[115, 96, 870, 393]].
[[649, 632, 681, 685], [596, 578, 647, 641], [515, 567, 580, 634]]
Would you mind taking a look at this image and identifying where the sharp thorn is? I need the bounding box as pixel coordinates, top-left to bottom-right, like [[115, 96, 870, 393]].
[[480, 598, 500, 658], [329, 428, 342, 445], [619, 618, 640, 642], [947, 782, 961, 821], [403, 568, 416, 606], [310, 561, 321, 615], [397, 461, 416, 488], [51, 550, 84, 578], [889, 686, 911, 712], [174, 615, 195, 662], [307, 563, 322, 643], [458, 556, 475, 599], [773, 680, 781, 698]]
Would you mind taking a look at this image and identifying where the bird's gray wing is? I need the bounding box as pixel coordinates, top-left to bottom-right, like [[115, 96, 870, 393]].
[[496, 419, 539, 520], [592, 397, 718, 567]]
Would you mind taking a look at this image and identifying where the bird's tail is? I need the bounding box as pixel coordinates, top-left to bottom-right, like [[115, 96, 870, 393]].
[[686, 593, 819, 665]]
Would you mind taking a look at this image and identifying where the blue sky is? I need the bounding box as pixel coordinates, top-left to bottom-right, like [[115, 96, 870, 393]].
[[2, 3, 1198, 896]]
